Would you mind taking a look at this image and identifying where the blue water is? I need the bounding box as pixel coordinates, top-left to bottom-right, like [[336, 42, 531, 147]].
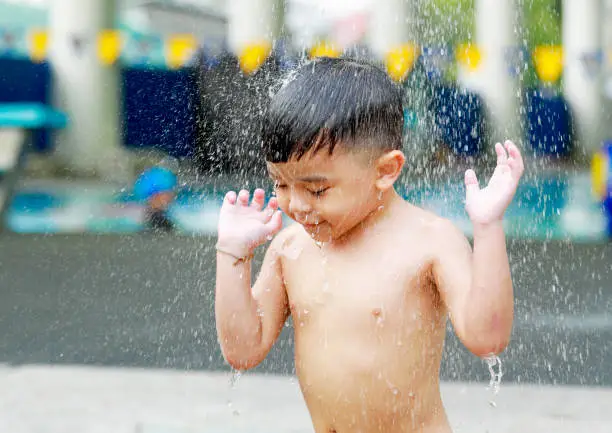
[[4, 173, 609, 241]]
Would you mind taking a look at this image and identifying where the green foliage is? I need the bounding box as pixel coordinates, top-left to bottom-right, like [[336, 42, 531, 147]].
[[523, 0, 562, 48], [418, 0, 475, 47], [417, 0, 563, 88]]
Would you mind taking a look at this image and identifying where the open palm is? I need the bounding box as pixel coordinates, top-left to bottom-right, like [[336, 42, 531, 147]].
[[217, 188, 283, 255], [465, 141, 525, 225]]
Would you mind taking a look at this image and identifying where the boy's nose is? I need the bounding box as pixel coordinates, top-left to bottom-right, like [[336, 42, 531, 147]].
[[288, 195, 312, 215]]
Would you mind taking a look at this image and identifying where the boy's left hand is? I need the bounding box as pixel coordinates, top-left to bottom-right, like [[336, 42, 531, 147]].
[[464, 140, 524, 226]]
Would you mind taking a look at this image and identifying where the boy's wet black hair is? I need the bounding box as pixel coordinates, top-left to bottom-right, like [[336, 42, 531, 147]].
[[262, 57, 404, 163]]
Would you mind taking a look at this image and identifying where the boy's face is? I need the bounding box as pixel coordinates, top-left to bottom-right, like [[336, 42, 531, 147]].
[[267, 147, 387, 242], [148, 191, 175, 211]]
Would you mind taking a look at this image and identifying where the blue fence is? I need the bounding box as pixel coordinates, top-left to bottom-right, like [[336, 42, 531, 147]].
[[0, 57, 198, 157], [0, 55, 576, 160]]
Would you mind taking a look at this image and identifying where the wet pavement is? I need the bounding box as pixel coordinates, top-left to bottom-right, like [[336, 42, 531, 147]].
[[0, 234, 610, 388], [1, 365, 611, 433]]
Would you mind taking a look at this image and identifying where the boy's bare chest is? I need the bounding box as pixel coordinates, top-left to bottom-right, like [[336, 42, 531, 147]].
[[281, 245, 441, 329]]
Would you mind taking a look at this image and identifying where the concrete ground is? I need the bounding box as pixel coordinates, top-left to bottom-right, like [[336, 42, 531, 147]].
[[1, 234, 610, 386], [0, 234, 610, 432], [1, 364, 611, 433]]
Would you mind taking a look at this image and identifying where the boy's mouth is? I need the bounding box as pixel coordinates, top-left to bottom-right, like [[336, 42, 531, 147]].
[[300, 221, 322, 230]]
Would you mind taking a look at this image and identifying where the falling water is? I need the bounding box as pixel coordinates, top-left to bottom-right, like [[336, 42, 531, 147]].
[[484, 354, 503, 407]]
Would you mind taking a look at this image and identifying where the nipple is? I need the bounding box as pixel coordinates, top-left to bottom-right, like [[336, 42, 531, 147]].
[[372, 308, 385, 326]]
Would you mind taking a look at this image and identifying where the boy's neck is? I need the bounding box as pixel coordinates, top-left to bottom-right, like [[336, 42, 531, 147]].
[[327, 188, 403, 248]]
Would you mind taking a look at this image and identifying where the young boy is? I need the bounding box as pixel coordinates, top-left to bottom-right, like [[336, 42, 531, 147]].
[[215, 57, 523, 433]]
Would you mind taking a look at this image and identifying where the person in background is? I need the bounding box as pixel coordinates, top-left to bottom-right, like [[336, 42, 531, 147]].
[[133, 166, 178, 233]]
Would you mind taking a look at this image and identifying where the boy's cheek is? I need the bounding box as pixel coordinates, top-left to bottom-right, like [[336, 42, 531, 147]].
[[275, 197, 290, 214]]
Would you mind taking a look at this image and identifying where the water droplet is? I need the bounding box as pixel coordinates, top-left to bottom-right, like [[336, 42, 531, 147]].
[[484, 354, 503, 405], [230, 369, 242, 389]]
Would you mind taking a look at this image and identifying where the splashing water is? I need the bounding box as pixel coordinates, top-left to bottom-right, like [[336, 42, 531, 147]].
[[226, 369, 243, 416], [229, 368, 242, 389], [316, 241, 330, 295], [484, 355, 503, 407]]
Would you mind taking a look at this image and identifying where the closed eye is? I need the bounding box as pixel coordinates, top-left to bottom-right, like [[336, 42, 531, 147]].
[[309, 187, 329, 198], [274, 181, 288, 190]]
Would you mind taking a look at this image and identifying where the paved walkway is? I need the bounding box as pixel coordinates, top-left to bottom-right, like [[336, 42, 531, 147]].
[[1, 365, 611, 433]]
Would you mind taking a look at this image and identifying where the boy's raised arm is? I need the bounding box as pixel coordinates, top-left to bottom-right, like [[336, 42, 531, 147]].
[[215, 188, 287, 370], [434, 141, 524, 358]]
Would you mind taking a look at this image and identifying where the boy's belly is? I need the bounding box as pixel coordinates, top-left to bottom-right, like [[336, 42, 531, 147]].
[[294, 327, 449, 433]]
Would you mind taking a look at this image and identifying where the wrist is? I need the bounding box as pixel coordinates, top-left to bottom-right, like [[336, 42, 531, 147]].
[[471, 219, 504, 236], [215, 238, 254, 258]]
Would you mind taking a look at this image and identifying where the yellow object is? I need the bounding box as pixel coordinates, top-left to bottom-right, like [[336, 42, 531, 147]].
[[592, 150, 608, 201], [533, 45, 564, 84], [385, 43, 420, 82], [28, 29, 48, 62], [239, 42, 272, 74], [166, 34, 197, 69], [98, 30, 123, 65], [456, 43, 482, 71], [309, 41, 340, 59]]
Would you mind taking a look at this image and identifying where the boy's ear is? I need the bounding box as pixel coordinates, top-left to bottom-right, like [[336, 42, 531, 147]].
[[375, 150, 405, 191]]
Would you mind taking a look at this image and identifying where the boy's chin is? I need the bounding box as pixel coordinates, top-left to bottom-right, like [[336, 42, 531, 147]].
[[300, 222, 333, 242]]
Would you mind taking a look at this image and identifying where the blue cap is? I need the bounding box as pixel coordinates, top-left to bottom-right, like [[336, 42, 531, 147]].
[[133, 167, 177, 200]]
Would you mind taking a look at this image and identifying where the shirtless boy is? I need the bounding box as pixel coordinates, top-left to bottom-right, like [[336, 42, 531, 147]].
[[215, 57, 523, 433]]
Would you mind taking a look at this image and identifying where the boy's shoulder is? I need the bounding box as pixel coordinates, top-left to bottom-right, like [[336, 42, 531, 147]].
[[395, 200, 468, 246], [267, 223, 304, 255]]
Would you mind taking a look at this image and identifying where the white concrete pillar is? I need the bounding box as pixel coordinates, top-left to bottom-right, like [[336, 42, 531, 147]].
[[368, 0, 411, 60], [227, 0, 283, 56], [475, 0, 520, 140], [563, 0, 603, 156], [49, 0, 127, 180]]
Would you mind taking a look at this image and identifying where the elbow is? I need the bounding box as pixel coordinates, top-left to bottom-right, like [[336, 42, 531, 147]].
[[218, 331, 267, 371], [216, 319, 266, 370], [466, 336, 510, 358], [461, 320, 513, 358], [222, 349, 266, 371]]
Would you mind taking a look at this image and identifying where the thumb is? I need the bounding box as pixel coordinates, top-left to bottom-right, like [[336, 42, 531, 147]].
[[464, 169, 480, 201], [265, 210, 283, 236]]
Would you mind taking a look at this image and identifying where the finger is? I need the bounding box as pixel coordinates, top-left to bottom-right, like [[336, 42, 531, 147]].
[[505, 141, 525, 174], [250, 188, 265, 210], [267, 196, 279, 211], [495, 142, 507, 165], [224, 191, 237, 205], [237, 189, 250, 206], [464, 169, 480, 201], [261, 197, 279, 223], [265, 210, 283, 236]]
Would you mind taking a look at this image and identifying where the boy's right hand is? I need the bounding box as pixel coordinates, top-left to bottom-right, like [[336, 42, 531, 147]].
[[217, 188, 283, 257]]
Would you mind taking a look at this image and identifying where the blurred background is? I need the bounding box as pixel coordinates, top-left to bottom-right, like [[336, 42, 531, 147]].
[[0, 0, 611, 432]]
